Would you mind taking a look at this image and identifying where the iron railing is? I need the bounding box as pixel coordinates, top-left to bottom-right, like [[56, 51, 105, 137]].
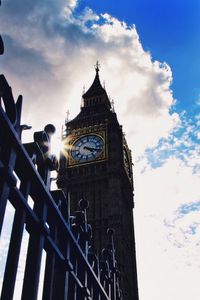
[[0, 2, 122, 299]]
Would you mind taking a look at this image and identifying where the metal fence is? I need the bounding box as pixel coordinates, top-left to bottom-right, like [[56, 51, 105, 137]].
[[0, 4, 122, 299]]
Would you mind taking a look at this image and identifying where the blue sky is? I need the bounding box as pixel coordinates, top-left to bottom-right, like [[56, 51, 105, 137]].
[[78, 0, 200, 112], [0, 0, 200, 299]]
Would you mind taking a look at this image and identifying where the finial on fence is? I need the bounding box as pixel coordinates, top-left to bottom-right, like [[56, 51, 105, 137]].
[[25, 124, 58, 186], [71, 198, 91, 257], [79, 198, 89, 210], [107, 228, 115, 237], [44, 124, 56, 136]]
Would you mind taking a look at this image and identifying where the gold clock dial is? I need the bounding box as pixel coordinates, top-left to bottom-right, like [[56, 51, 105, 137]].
[[71, 134, 104, 163]]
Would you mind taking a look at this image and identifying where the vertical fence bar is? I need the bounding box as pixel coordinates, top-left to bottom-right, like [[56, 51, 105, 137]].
[[43, 191, 70, 300], [52, 257, 68, 300], [1, 180, 31, 300], [0, 148, 17, 235], [21, 199, 47, 300], [42, 213, 57, 300]]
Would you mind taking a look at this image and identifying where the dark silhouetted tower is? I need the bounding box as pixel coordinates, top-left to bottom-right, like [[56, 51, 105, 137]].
[[58, 63, 139, 300]]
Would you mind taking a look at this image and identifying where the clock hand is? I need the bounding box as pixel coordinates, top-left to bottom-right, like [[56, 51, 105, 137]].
[[84, 146, 101, 152]]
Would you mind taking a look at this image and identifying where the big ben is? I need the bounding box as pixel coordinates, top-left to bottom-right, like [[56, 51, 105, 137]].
[[57, 63, 139, 300]]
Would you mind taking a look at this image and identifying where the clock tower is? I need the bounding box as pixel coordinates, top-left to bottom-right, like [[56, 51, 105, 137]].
[[58, 63, 139, 300]]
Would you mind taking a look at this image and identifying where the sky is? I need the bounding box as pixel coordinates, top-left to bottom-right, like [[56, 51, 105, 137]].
[[0, 0, 200, 299]]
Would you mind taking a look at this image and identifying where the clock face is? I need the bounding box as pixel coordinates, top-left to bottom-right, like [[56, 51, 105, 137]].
[[71, 134, 104, 163]]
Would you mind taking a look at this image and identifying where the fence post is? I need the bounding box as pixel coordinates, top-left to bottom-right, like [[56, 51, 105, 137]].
[[21, 125, 57, 300], [0, 76, 22, 235], [1, 180, 31, 300]]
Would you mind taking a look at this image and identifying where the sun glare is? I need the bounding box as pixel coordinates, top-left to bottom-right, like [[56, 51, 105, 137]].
[[51, 135, 70, 159]]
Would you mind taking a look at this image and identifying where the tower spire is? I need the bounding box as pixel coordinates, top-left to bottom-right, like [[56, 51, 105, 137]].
[[94, 61, 101, 74], [82, 61, 111, 110]]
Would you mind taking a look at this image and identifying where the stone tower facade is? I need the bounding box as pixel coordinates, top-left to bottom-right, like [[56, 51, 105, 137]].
[[58, 64, 139, 300]]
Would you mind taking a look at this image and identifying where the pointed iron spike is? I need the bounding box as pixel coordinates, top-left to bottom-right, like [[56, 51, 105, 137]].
[[15, 95, 23, 133]]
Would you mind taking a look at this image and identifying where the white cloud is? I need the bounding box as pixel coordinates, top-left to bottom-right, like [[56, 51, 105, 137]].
[[135, 156, 200, 300], [0, 1, 178, 156], [135, 157, 200, 216]]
